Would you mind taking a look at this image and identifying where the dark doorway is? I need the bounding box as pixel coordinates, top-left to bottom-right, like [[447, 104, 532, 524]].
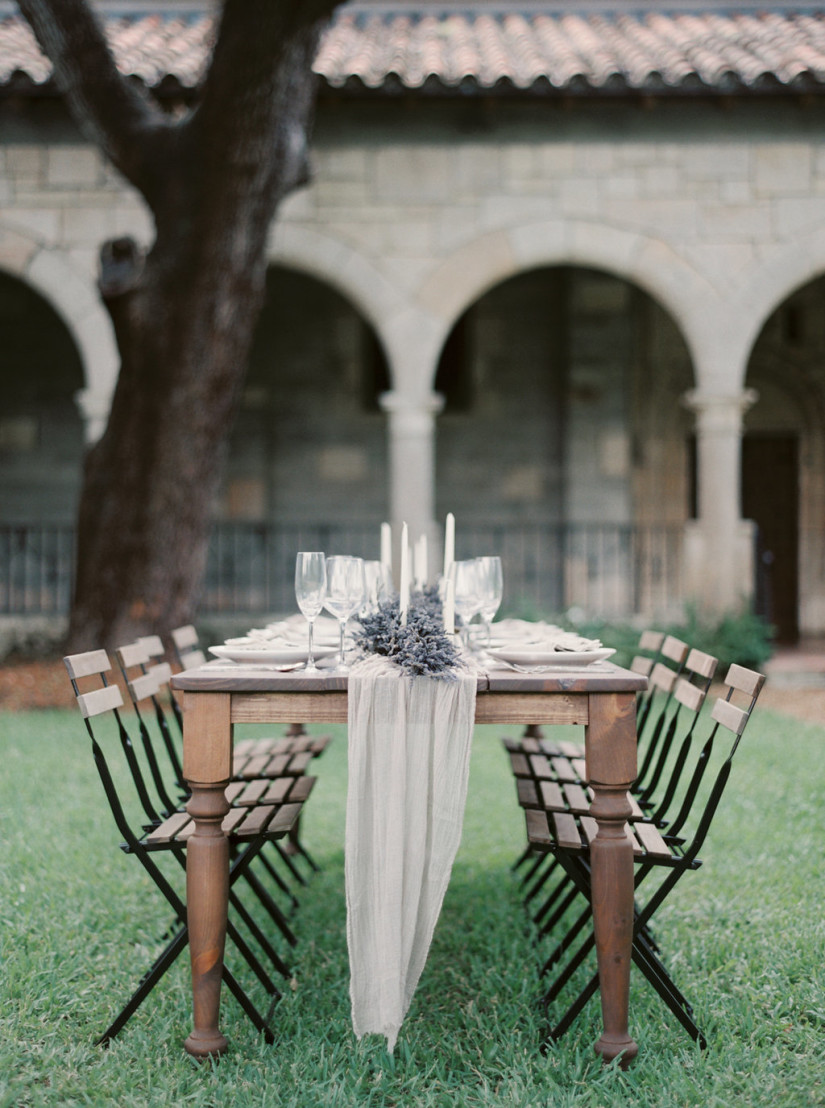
[[742, 434, 799, 642]]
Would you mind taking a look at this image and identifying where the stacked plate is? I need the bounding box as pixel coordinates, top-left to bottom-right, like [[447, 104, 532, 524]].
[[484, 620, 615, 671]]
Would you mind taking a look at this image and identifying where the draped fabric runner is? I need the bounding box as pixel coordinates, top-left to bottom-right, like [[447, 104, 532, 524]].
[[345, 656, 477, 1051]]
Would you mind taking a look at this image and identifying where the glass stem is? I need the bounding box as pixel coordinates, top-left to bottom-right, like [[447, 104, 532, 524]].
[[307, 617, 316, 667], [338, 619, 346, 665]]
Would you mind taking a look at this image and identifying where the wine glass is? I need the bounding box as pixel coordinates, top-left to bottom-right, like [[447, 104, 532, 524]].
[[323, 556, 366, 671], [295, 552, 327, 672], [475, 556, 503, 648], [452, 558, 484, 648], [363, 560, 393, 613]]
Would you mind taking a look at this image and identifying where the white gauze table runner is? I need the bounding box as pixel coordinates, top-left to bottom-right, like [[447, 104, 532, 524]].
[[345, 655, 477, 1051]]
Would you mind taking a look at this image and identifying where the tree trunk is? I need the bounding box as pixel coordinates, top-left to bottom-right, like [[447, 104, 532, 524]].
[[57, 3, 335, 652]]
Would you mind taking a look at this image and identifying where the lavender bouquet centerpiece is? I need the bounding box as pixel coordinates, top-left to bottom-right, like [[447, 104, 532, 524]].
[[355, 586, 462, 678]]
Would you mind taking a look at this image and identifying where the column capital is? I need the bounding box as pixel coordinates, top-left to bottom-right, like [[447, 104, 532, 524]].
[[379, 390, 445, 418], [682, 388, 758, 431]]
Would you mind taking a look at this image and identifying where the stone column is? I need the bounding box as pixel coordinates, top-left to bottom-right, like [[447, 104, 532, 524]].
[[379, 390, 444, 573], [682, 388, 758, 615]]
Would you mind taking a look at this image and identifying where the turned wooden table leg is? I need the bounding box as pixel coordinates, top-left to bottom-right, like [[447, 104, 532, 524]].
[[586, 692, 639, 1067], [182, 692, 232, 1059]]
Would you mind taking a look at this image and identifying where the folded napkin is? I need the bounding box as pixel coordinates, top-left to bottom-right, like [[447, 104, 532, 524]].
[[345, 655, 477, 1051]]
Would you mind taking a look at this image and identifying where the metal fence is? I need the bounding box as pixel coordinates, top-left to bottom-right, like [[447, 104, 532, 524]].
[[1, 520, 687, 622]]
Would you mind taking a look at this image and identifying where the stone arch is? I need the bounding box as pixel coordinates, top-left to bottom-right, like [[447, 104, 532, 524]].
[[416, 219, 717, 394], [0, 227, 118, 438], [268, 223, 421, 391]]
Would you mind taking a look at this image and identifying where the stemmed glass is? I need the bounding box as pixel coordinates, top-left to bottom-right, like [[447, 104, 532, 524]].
[[362, 560, 393, 614], [452, 558, 484, 648], [475, 556, 503, 649], [295, 552, 327, 672], [323, 556, 366, 671]]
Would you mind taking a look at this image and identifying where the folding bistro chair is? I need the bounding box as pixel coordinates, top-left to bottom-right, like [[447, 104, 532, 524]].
[[527, 647, 718, 970], [169, 625, 332, 873], [507, 634, 690, 904], [524, 663, 766, 1048], [116, 639, 311, 912], [65, 649, 314, 1045]]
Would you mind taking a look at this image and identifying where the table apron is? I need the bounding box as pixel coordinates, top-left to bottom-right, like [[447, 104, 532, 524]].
[[228, 690, 589, 727]]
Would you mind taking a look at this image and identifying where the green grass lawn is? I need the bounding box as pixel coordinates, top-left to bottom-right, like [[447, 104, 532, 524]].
[[1, 704, 824, 1108]]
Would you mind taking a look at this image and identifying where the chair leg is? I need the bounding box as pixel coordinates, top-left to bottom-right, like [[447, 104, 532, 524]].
[[96, 925, 189, 1047]]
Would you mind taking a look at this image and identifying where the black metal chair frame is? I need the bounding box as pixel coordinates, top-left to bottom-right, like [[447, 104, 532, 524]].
[[65, 650, 306, 1045], [531, 663, 766, 1048]]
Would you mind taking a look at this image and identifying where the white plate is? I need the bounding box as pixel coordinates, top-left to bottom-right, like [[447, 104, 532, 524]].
[[209, 644, 337, 666], [487, 647, 615, 669]]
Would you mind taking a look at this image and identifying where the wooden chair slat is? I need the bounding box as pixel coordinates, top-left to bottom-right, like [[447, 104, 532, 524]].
[[145, 810, 191, 843], [554, 811, 583, 850], [171, 625, 200, 651], [508, 751, 531, 777], [724, 664, 766, 698], [179, 648, 207, 671], [137, 634, 165, 658], [77, 683, 124, 718], [64, 650, 111, 680], [684, 648, 718, 680], [260, 777, 293, 805], [127, 670, 159, 704], [526, 808, 553, 849], [529, 753, 554, 779], [149, 661, 173, 686], [517, 778, 540, 808], [550, 756, 578, 782], [639, 630, 665, 652], [561, 783, 590, 814], [633, 820, 673, 859], [649, 661, 677, 693], [571, 757, 587, 781], [631, 655, 654, 676], [116, 642, 150, 668], [286, 752, 313, 774], [539, 779, 565, 809], [673, 676, 705, 713], [267, 802, 303, 837], [580, 815, 599, 846], [287, 776, 316, 803], [233, 778, 271, 806], [627, 791, 644, 818], [711, 697, 748, 735], [660, 635, 689, 665]]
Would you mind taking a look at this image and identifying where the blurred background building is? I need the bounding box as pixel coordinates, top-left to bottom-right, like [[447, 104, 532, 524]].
[[2, 0, 825, 639]]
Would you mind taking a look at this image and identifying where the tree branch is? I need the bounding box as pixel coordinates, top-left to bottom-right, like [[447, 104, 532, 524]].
[[17, 0, 169, 194]]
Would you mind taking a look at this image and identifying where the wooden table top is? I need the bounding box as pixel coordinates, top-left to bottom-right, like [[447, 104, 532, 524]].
[[171, 660, 648, 696]]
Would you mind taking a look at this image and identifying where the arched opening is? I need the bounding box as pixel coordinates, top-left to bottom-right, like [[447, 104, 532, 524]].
[[435, 266, 694, 618], [0, 271, 85, 521], [209, 266, 391, 610], [745, 274, 825, 642]]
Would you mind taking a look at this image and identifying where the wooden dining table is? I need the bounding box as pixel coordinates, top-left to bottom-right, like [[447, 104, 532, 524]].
[[171, 658, 646, 1065]]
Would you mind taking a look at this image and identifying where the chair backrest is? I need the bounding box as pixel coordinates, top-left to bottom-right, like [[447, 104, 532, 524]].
[[137, 634, 186, 770], [64, 649, 186, 917], [64, 650, 154, 847], [631, 630, 665, 725], [635, 635, 690, 778], [115, 642, 181, 816], [640, 646, 719, 813], [170, 625, 206, 671], [665, 662, 766, 850]]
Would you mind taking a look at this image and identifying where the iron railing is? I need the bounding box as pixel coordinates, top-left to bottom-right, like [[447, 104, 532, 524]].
[[1, 520, 687, 622]]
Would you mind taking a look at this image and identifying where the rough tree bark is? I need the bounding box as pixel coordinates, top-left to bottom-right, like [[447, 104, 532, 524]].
[[18, 0, 341, 650]]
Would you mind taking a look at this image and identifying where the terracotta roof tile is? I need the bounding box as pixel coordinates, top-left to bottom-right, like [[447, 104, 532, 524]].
[[3, 8, 825, 96]]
